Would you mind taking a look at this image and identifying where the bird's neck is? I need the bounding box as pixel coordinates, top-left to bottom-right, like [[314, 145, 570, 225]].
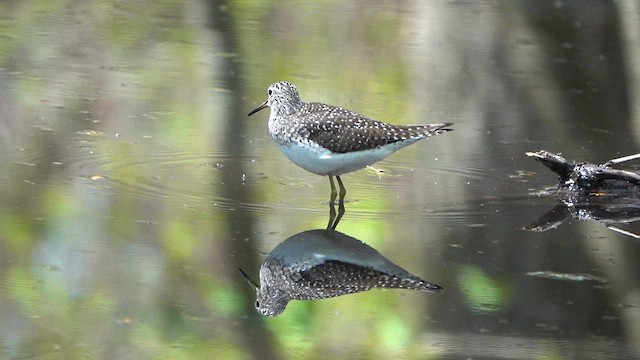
[[278, 100, 303, 117]]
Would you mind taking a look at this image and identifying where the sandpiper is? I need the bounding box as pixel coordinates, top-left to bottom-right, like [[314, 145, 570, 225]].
[[248, 81, 453, 203]]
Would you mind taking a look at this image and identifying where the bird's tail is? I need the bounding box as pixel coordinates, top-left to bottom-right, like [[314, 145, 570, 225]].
[[404, 122, 454, 138]]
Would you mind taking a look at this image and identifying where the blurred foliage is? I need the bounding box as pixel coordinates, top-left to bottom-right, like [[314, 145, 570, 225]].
[[457, 265, 511, 313], [0, 0, 638, 359]]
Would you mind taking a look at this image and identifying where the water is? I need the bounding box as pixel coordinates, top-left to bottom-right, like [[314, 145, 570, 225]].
[[1, 1, 639, 359]]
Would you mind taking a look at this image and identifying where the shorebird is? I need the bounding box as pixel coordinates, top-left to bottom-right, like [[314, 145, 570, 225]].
[[248, 81, 453, 203]]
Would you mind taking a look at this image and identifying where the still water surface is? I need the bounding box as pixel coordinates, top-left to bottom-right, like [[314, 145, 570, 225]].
[[1, 1, 640, 359]]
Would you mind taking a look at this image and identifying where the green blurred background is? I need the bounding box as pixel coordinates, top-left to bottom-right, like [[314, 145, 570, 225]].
[[0, 0, 639, 359]]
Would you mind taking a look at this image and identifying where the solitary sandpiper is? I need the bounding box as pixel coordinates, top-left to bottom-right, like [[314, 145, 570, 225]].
[[248, 81, 453, 203]]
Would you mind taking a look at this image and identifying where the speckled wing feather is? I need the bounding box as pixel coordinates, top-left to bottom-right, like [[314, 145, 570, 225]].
[[298, 102, 452, 153], [289, 260, 442, 301]]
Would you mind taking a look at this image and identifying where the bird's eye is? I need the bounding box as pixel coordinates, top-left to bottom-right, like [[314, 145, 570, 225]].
[[268, 89, 272, 95], [255, 300, 260, 308]]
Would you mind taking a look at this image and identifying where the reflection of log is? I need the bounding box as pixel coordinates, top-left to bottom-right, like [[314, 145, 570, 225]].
[[525, 204, 640, 234], [524, 205, 571, 232]]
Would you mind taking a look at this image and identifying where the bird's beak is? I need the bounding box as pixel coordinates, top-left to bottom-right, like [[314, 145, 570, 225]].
[[238, 267, 259, 291], [248, 101, 268, 116]]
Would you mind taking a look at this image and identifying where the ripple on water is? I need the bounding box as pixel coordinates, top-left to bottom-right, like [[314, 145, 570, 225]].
[[105, 151, 274, 214], [16, 131, 565, 224], [9, 133, 277, 216]]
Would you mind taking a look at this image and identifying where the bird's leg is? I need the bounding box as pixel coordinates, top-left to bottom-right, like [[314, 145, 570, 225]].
[[327, 175, 347, 230], [329, 176, 338, 205], [326, 187, 346, 230], [327, 199, 336, 230], [327, 176, 338, 230], [332, 199, 345, 230], [336, 176, 346, 204]]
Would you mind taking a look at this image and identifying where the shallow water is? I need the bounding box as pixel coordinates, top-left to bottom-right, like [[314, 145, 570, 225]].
[[1, 1, 640, 359]]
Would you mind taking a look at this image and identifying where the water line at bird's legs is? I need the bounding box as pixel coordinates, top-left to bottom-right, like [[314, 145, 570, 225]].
[[328, 175, 347, 205], [327, 175, 346, 230]]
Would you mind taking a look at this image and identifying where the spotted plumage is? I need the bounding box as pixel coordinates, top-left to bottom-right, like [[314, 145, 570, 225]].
[[239, 229, 443, 317], [248, 81, 453, 202]]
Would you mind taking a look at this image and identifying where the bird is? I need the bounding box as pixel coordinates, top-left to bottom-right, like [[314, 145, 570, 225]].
[[239, 228, 443, 316], [248, 81, 453, 203]]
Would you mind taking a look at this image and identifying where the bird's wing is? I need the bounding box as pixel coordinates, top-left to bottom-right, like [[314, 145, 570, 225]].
[[299, 103, 452, 153], [293, 260, 382, 299], [299, 260, 441, 295]]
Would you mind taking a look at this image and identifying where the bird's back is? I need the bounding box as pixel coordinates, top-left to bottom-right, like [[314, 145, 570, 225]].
[[291, 102, 452, 153]]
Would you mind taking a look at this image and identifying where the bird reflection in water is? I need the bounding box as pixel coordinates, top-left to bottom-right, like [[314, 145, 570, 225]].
[[525, 150, 640, 238], [239, 203, 443, 316]]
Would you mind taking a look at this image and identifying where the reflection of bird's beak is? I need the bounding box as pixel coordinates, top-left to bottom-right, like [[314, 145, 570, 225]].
[[238, 267, 260, 291], [248, 101, 268, 116]]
